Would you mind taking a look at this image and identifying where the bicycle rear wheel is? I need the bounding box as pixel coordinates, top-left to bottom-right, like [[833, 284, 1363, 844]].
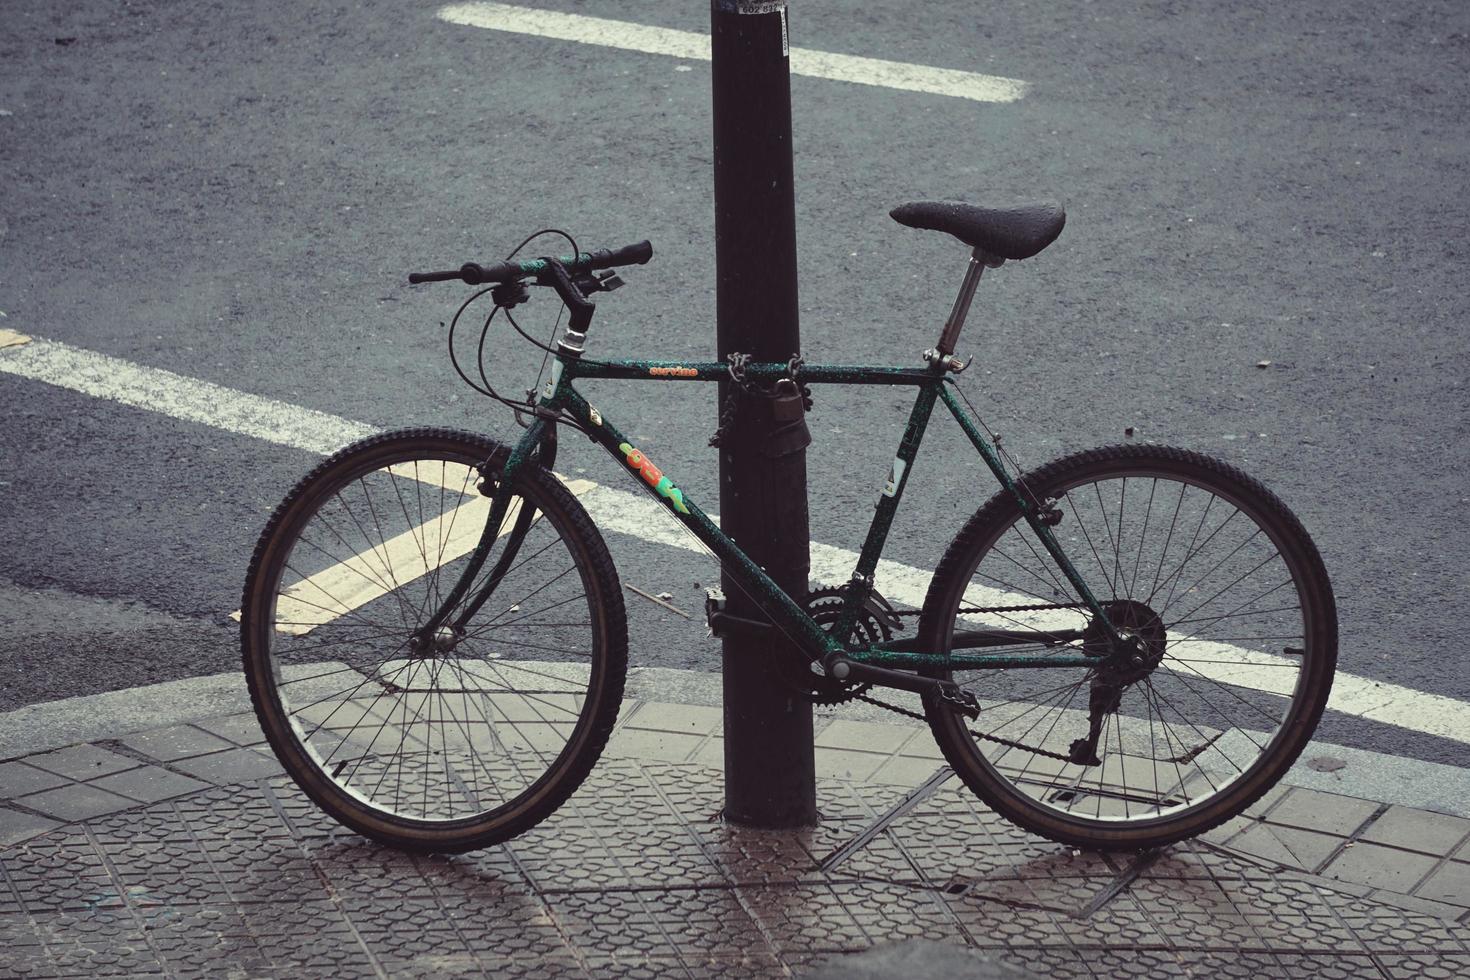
[[241, 428, 626, 852], [919, 444, 1336, 850]]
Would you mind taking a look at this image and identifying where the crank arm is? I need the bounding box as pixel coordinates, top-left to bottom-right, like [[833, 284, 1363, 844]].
[[824, 656, 980, 719], [705, 609, 779, 641]]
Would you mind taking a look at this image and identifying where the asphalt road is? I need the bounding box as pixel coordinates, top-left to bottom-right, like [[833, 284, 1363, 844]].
[[2, 0, 1468, 770]]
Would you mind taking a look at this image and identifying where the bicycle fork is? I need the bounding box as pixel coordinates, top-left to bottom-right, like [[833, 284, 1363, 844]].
[[409, 421, 554, 653]]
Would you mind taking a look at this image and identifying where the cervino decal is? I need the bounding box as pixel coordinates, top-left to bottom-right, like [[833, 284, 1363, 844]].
[[648, 366, 699, 378], [619, 443, 690, 513]]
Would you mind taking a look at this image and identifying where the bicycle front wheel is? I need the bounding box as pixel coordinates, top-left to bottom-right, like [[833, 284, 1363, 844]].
[[919, 444, 1336, 850], [241, 428, 627, 852]]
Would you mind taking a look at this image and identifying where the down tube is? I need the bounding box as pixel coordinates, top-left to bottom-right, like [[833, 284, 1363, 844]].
[[557, 386, 839, 657]]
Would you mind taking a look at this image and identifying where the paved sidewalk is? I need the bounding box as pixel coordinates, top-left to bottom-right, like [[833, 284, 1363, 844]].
[[2, 696, 1469, 978]]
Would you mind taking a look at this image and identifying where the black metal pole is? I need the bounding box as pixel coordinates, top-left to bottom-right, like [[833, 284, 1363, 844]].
[[710, 0, 817, 828]]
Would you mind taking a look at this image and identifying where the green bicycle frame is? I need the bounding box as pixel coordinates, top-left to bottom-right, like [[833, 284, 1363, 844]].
[[446, 352, 1119, 675]]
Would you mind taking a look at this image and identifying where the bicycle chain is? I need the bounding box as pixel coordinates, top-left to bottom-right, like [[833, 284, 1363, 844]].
[[854, 690, 1078, 764], [855, 596, 1092, 764], [890, 600, 1091, 618], [709, 352, 812, 448]]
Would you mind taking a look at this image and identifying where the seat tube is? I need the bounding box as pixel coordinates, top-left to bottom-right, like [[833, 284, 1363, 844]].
[[832, 381, 941, 640], [936, 250, 987, 355]]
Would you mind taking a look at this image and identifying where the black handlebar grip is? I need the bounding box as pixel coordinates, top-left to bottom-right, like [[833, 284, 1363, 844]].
[[586, 240, 653, 270], [410, 261, 524, 285], [408, 269, 464, 284], [458, 261, 515, 284], [411, 241, 651, 285]]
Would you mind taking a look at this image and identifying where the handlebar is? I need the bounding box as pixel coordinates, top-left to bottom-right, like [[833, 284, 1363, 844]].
[[409, 239, 653, 286]]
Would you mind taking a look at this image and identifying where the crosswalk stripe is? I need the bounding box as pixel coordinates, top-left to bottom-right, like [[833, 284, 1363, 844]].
[[272, 492, 509, 637], [436, 2, 1029, 104]]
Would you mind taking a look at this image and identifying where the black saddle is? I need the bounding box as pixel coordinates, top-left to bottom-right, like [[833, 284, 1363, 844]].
[[890, 200, 1065, 260]]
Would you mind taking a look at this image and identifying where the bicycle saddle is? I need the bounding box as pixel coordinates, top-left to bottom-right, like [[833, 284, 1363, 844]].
[[890, 200, 1065, 260]]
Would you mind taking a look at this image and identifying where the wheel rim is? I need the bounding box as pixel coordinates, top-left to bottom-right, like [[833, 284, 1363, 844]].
[[939, 462, 1327, 829], [254, 447, 604, 827]]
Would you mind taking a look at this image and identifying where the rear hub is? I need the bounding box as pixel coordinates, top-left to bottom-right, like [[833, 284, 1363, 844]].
[[1083, 599, 1167, 685]]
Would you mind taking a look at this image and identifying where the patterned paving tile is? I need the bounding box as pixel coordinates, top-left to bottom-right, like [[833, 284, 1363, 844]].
[[1, 733, 1468, 978]]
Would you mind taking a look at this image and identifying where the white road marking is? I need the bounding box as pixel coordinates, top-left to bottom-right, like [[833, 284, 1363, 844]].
[[584, 487, 1470, 748], [272, 491, 511, 637], [4, 334, 1470, 748], [0, 330, 374, 455], [436, 2, 1029, 104], [245, 466, 596, 634]]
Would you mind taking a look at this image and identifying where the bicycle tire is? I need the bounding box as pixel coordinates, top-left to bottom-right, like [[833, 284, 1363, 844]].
[[919, 444, 1336, 850], [241, 427, 627, 852]]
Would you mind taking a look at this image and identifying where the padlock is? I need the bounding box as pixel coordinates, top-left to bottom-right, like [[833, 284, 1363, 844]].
[[763, 378, 812, 458], [771, 378, 806, 422]]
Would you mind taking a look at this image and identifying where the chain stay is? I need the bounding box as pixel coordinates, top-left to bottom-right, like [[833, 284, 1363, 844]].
[[855, 595, 1091, 764], [859, 679, 1196, 769], [891, 599, 1089, 619], [854, 691, 1078, 764]]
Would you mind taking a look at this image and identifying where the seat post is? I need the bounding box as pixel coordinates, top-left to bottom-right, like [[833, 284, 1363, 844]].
[[936, 248, 991, 355]]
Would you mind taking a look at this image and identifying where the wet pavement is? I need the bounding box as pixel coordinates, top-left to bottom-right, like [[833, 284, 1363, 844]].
[[2, 698, 1469, 978]]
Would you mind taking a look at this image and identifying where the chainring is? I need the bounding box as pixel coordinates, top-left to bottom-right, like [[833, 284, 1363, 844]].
[[769, 587, 892, 705]]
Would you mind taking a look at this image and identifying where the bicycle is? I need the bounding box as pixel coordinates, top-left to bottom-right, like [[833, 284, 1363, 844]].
[[240, 201, 1337, 853]]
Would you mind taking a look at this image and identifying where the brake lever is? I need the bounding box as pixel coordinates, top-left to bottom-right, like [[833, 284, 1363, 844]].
[[491, 279, 530, 309], [571, 271, 625, 295]]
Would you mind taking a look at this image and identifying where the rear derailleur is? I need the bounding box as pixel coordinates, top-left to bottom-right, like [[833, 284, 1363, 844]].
[[1067, 600, 1167, 766]]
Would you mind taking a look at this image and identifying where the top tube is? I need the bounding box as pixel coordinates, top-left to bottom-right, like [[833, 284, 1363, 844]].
[[565, 358, 945, 386]]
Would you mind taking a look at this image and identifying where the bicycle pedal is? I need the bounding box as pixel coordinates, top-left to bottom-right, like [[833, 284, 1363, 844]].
[[938, 683, 981, 720]]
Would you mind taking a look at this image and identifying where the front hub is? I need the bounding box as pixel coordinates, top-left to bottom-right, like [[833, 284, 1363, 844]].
[[408, 626, 462, 658]]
